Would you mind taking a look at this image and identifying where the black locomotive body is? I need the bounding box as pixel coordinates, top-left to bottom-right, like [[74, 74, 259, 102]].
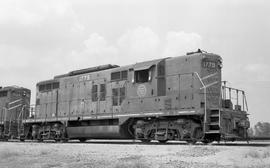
[[21, 51, 249, 143], [0, 86, 31, 140]]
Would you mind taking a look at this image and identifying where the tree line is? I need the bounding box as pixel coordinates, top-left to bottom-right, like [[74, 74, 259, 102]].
[[248, 122, 270, 137]]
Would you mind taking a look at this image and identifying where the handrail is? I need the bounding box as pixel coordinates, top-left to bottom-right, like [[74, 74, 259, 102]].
[[3, 107, 8, 122], [0, 107, 8, 125], [9, 99, 22, 105], [17, 105, 25, 120], [17, 105, 26, 136], [193, 72, 207, 132], [221, 85, 248, 112], [244, 94, 249, 112]]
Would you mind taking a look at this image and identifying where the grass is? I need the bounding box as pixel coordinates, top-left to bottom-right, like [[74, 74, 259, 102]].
[[119, 155, 142, 162], [234, 150, 270, 168], [115, 155, 149, 168], [233, 164, 270, 168], [0, 148, 20, 159], [262, 151, 270, 158], [114, 161, 150, 168], [42, 163, 62, 168], [176, 146, 220, 157], [40, 150, 49, 155], [244, 150, 270, 159]]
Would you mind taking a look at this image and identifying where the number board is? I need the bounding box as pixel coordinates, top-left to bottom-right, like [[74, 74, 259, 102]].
[[202, 60, 216, 69]]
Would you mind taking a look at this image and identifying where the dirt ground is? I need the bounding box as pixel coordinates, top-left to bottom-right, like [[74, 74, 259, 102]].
[[0, 140, 269, 168]]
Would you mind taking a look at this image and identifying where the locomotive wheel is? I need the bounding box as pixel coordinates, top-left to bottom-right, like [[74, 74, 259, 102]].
[[186, 127, 203, 145], [186, 140, 197, 145], [79, 138, 87, 142], [55, 138, 61, 142], [158, 140, 168, 143], [141, 139, 151, 143], [38, 133, 43, 142], [2, 137, 8, 142], [60, 138, 69, 143], [201, 139, 213, 145]]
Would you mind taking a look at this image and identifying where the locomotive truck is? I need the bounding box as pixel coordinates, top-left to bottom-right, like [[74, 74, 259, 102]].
[[3, 50, 250, 143]]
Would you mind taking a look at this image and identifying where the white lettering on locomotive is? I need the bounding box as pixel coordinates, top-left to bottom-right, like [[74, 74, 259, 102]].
[[79, 74, 91, 81], [203, 61, 216, 68]]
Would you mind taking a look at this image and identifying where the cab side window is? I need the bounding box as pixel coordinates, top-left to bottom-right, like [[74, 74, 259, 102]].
[[134, 66, 154, 83], [135, 69, 149, 83]]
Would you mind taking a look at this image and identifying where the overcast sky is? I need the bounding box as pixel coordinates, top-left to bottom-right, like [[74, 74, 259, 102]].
[[0, 0, 269, 125]]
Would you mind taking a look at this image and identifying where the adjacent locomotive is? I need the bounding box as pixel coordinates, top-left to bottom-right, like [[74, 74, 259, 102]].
[[0, 86, 31, 140], [22, 50, 250, 143]]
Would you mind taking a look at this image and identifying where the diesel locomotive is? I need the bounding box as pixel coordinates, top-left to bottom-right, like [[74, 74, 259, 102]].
[[0, 86, 31, 140], [2, 50, 250, 143]]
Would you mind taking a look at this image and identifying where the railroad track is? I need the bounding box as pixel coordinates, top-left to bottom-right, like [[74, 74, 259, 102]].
[[1, 139, 270, 147]]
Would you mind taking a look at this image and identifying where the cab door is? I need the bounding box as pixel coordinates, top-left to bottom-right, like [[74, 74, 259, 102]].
[[179, 74, 194, 109], [51, 89, 58, 118], [111, 81, 126, 115]]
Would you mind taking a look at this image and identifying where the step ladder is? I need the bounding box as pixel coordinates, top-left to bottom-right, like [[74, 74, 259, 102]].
[[17, 106, 25, 139], [205, 109, 221, 134], [17, 120, 25, 139], [4, 121, 19, 138]]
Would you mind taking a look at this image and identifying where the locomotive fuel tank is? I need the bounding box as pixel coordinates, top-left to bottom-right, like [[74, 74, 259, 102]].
[[66, 118, 133, 139], [67, 125, 125, 139]]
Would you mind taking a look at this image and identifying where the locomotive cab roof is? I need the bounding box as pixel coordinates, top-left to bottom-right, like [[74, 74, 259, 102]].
[[54, 64, 119, 79]]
